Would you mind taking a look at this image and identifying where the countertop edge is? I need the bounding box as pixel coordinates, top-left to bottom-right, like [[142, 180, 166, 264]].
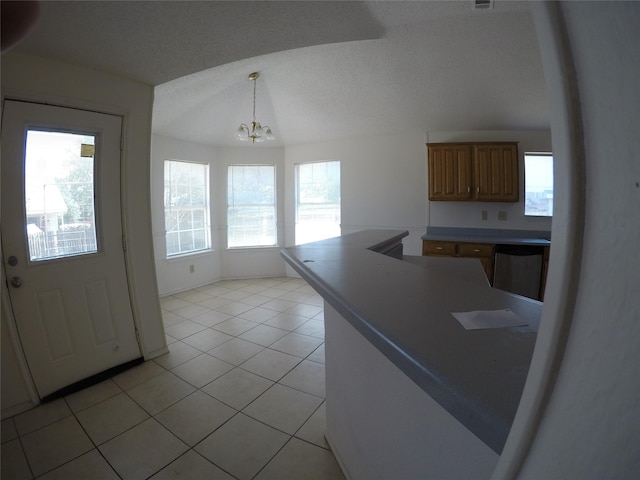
[[281, 230, 541, 454], [423, 227, 551, 246]]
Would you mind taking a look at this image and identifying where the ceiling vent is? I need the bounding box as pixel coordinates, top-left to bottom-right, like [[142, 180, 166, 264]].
[[473, 0, 494, 10]]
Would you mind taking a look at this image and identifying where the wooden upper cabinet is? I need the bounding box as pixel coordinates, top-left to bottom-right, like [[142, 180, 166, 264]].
[[427, 142, 519, 202], [428, 144, 472, 200], [473, 143, 519, 202]]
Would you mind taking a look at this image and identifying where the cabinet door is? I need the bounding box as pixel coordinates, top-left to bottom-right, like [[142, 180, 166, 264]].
[[422, 240, 457, 256], [473, 144, 519, 202], [428, 144, 472, 200], [458, 242, 495, 284]]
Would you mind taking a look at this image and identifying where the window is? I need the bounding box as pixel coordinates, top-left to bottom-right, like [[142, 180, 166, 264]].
[[25, 129, 98, 261], [524, 152, 554, 217], [164, 160, 210, 256], [295, 161, 341, 245], [227, 165, 277, 248]]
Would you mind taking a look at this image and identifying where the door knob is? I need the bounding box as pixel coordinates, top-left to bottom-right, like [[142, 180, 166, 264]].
[[10, 276, 22, 288]]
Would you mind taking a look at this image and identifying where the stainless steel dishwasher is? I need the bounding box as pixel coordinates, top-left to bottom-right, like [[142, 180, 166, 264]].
[[493, 244, 544, 300]]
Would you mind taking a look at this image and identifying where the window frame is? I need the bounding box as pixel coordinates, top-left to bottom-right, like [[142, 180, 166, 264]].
[[226, 164, 277, 249], [523, 152, 554, 218], [163, 159, 211, 258]]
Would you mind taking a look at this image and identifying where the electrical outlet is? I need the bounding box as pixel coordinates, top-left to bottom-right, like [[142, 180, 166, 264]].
[[498, 211, 507, 221], [189, 264, 195, 273], [481, 210, 488, 221]]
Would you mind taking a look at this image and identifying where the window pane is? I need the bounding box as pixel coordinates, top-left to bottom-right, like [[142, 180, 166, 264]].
[[165, 210, 179, 232], [164, 160, 211, 256], [193, 230, 206, 250], [295, 161, 341, 245], [179, 231, 194, 252], [227, 165, 277, 248], [25, 130, 98, 261], [524, 153, 553, 216], [178, 210, 193, 230], [166, 232, 180, 256], [192, 209, 204, 228]]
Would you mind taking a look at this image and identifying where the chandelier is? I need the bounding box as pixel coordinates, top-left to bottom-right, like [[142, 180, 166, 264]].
[[236, 72, 275, 143]]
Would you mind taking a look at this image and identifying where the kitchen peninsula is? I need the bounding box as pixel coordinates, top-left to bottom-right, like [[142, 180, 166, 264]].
[[281, 230, 542, 479]]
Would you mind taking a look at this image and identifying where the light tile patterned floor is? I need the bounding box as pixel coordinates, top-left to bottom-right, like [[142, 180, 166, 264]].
[[1, 277, 345, 480]]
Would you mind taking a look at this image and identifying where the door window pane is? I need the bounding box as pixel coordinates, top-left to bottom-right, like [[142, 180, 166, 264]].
[[227, 165, 277, 248], [295, 161, 341, 245], [25, 130, 98, 261], [164, 160, 211, 256]]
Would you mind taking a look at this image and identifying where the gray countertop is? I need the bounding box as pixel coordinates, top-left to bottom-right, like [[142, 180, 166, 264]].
[[423, 226, 551, 246], [281, 230, 542, 454]]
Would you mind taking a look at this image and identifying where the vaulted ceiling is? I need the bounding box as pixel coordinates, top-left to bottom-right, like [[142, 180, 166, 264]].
[[7, 1, 548, 147]]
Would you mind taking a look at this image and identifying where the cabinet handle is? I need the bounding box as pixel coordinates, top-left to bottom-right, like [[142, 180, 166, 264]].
[[473, 249, 481, 252], [467, 187, 470, 194], [476, 187, 480, 194], [436, 246, 444, 250]]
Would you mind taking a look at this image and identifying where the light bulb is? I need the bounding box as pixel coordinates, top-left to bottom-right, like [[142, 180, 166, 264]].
[[264, 127, 275, 140], [237, 125, 248, 140]]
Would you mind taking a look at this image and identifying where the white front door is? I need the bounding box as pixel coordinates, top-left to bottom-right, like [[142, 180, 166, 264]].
[[1, 100, 141, 399]]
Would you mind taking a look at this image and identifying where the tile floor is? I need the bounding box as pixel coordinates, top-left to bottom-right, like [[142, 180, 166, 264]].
[[1, 277, 345, 480]]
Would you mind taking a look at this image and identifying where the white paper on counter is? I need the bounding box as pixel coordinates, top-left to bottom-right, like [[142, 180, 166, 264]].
[[451, 309, 528, 330]]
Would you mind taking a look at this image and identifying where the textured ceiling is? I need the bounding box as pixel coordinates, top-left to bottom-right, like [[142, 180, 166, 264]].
[[7, 1, 549, 147]]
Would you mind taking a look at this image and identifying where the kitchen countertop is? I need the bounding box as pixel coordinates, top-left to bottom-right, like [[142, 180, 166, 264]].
[[281, 230, 542, 454], [423, 226, 551, 246]]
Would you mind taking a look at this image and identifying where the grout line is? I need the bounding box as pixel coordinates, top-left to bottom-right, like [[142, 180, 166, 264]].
[[10, 277, 332, 480]]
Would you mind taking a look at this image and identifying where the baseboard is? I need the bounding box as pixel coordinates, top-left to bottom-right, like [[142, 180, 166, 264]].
[[144, 345, 170, 360], [325, 431, 352, 480], [1, 400, 38, 420]]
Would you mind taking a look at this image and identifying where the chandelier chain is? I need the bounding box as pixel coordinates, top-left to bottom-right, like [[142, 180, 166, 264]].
[[252, 75, 257, 123]]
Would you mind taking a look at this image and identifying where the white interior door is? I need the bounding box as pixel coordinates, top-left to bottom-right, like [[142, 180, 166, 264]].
[[1, 100, 140, 399]]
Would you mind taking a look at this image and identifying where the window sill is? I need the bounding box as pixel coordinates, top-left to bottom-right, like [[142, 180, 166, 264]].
[[165, 249, 213, 262], [225, 246, 280, 252], [524, 215, 552, 222]]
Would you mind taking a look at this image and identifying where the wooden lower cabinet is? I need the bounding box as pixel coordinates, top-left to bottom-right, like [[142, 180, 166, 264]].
[[422, 240, 495, 284]]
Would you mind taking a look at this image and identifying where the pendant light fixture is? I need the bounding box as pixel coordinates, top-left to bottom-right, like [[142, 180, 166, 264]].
[[236, 72, 275, 143]]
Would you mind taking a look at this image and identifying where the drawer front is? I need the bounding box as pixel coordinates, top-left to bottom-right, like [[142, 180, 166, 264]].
[[423, 241, 457, 256], [457, 243, 494, 257]]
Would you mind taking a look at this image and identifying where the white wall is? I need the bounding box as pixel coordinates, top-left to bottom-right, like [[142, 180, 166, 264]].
[[1, 53, 166, 415], [285, 131, 428, 256], [427, 130, 553, 231], [153, 131, 428, 291], [151, 135, 222, 295], [494, 3, 640, 479], [151, 136, 288, 294]]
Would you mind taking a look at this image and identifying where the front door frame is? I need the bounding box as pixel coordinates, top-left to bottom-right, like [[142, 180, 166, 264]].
[[0, 97, 142, 410]]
